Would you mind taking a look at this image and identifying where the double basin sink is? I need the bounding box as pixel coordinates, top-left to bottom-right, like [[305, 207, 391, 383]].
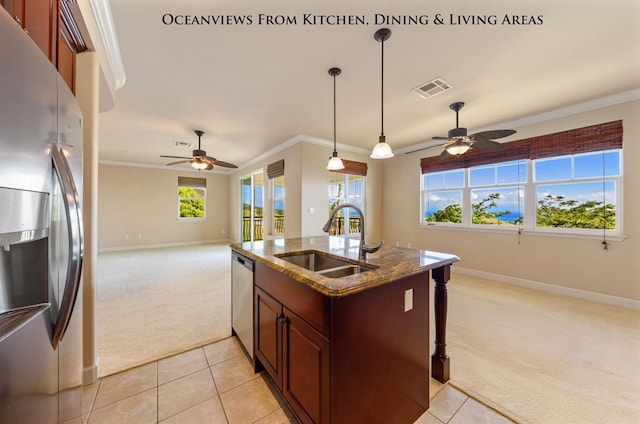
[[275, 250, 378, 278]]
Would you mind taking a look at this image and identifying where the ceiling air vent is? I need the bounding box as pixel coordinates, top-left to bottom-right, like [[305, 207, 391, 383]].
[[172, 140, 193, 148], [412, 77, 452, 99]]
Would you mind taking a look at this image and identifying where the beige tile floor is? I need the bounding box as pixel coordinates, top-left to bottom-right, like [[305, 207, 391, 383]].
[[82, 336, 514, 424]]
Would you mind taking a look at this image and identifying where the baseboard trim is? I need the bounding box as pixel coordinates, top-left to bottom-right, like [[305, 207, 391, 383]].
[[98, 239, 232, 253], [452, 266, 640, 311], [83, 358, 100, 385]]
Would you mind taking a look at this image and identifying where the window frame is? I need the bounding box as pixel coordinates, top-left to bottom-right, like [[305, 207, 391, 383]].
[[329, 171, 366, 238], [272, 174, 285, 237], [177, 177, 207, 221], [531, 151, 622, 236], [420, 151, 623, 238]]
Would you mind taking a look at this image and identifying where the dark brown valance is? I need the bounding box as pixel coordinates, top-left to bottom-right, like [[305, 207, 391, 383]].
[[420, 120, 622, 174], [178, 176, 206, 189], [267, 159, 285, 179], [529, 120, 623, 160], [336, 159, 368, 177]]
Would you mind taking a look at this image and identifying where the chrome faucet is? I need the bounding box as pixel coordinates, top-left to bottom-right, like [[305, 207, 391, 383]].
[[322, 203, 383, 260]]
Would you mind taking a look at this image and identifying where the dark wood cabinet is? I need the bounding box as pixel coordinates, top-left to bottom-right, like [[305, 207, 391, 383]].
[[254, 261, 431, 424], [0, 0, 24, 27], [255, 285, 330, 424], [23, 0, 56, 62], [282, 307, 330, 424], [1, 0, 76, 92], [255, 287, 283, 387]]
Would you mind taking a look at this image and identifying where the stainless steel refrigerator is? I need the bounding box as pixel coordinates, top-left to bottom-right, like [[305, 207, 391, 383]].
[[0, 8, 84, 424]]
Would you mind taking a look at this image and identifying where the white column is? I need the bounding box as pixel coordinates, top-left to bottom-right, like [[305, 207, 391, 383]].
[[75, 51, 100, 385]]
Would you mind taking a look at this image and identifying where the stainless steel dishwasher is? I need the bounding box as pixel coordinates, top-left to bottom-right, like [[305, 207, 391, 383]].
[[231, 251, 254, 358]]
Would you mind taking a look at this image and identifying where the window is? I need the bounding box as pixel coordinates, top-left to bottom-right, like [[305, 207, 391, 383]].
[[267, 159, 285, 237], [423, 170, 464, 224], [534, 151, 620, 232], [240, 171, 263, 242], [420, 120, 623, 236], [178, 177, 206, 219], [422, 161, 526, 227], [328, 160, 367, 237], [469, 161, 526, 226], [272, 175, 285, 236]]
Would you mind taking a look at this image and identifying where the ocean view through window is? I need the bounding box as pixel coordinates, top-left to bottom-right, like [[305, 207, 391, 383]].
[[421, 151, 621, 235]]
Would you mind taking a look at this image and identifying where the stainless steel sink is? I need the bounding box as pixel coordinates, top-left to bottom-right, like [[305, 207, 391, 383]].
[[276, 251, 353, 272], [275, 250, 377, 278], [316, 265, 371, 279]]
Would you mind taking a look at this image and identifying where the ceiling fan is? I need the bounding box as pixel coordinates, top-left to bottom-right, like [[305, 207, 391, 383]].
[[422, 102, 516, 159], [161, 130, 238, 170]]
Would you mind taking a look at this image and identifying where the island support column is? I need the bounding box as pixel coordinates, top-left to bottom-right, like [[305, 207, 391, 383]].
[[431, 265, 450, 383]]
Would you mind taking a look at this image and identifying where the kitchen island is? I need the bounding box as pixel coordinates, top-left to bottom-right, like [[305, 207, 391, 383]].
[[230, 236, 459, 424]]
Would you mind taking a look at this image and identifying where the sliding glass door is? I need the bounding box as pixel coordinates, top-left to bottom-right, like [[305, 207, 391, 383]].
[[240, 171, 264, 242]]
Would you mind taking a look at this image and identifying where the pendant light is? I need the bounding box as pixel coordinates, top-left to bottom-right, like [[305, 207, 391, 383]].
[[370, 28, 394, 159], [326, 67, 345, 170]]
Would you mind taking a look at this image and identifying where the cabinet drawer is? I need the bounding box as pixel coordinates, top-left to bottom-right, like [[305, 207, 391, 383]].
[[255, 262, 330, 336]]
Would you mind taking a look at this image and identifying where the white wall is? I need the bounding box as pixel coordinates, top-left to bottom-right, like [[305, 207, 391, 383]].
[[98, 164, 229, 249], [381, 100, 640, 302]]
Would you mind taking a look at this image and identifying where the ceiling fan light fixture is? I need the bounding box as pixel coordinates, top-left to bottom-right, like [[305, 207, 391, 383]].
[[327, 67, 345, 171], [371, 28, 394, 160], [445, 139, 472, 156], [191, 158, 209, 170]]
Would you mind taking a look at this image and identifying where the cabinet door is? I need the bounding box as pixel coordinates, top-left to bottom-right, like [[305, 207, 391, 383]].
[[283, 308, 330, 424], [23, 0, 55, 61], [1, 0, 24, 26], [254, 287, 282, 388]]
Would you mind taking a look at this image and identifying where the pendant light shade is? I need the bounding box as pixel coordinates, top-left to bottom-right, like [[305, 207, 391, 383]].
[[326, 67, 345, 170], [371, 28, 394, 159]]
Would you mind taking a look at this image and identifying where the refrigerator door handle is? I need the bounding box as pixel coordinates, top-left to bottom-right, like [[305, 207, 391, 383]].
[[51, 145, 84, 349]]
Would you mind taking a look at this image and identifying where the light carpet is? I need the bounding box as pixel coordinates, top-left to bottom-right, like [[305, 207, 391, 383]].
[[96, 244, 640, 423], [444, 273, 640, 424], [96, 243, 232, 377]]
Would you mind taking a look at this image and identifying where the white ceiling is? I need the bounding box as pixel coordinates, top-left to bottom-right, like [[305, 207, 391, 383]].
[[99, 0, 640, 173]]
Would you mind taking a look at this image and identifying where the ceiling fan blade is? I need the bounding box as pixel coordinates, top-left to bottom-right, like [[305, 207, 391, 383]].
[[166, 160, 192, 166], [471, 139, 506, 151], [404, 141, 451, 155], [212, 160, 238, 168], [439, 149, 451, 160], [204, 163, 214, 170], [160, 155, 192, 160], [470, 129, 516, 141]]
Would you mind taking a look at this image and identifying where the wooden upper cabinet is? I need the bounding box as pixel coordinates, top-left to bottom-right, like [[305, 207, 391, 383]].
[[57, 23, 74, 91], [0, 0, 24, 27], [2, 0, 77, 92], [23, 0, 57, 63]]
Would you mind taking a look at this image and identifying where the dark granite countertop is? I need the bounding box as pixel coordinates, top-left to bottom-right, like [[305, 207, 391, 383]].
[[230, 236, 459, 297]]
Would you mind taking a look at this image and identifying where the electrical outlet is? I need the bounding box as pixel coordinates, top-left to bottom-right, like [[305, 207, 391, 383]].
[[404, 288, 413, 312]]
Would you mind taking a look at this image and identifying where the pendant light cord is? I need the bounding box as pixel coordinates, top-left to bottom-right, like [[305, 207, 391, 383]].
[[333, 72, 337, 152], [380, 37, 384, 137]]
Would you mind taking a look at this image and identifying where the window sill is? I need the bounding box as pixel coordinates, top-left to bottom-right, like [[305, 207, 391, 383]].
[[420, 223, 627, 242]]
